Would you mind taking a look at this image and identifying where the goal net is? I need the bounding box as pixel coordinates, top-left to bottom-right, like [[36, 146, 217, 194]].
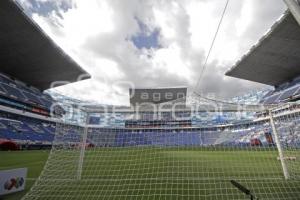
[[23, 103, 300, 200]]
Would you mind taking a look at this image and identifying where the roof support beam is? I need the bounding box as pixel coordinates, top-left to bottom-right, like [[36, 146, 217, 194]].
[[284, 0, 300, 26]]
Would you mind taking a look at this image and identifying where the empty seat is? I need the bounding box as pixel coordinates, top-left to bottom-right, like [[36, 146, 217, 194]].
[[0, 85, 7, 95], [278, 85, 300, 101], [0, 74, 11, 85], [0, 73, 56, 110], [0, 122, 7, 129], [39, 98, 53, 108], [0, 84, 25, 100], [22, 91, 43, 105], [263, 93, 281, 104]]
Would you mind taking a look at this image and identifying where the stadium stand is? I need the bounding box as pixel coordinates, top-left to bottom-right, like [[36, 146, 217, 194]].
[[0, 0, 90, 149], [0, 0, 90, 91], [0, 111, 55, 147], [21, 109, 298, 148], [0, 77, 276, 149], [226, 10, 300, 104], [261, 75, 300, 104], [1, 74, 300, 149], [0, 72, 56, 115]]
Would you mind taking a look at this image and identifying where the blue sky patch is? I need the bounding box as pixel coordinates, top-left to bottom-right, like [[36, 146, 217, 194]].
[[131, 18, 160, 50], [17, 0, 72, 18]]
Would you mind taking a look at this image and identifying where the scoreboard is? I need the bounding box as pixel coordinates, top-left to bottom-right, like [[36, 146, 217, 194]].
[[129, 87, 187, 107]]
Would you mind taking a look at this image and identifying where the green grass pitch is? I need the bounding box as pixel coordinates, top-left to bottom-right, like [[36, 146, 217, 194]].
[[1, 148, 300, 200], [0, 150, 49, 200]]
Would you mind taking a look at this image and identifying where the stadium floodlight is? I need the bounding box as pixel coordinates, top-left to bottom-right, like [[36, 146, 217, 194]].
[[23, 102, 300, 200]]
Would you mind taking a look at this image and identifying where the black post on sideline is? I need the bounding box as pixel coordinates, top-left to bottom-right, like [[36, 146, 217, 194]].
[[230, 180, 259, 200]]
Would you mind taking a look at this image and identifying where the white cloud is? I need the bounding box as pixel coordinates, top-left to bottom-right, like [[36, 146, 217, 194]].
[[21, 0, 286, 105], [18, 0, 33, 9], [61, 0, 114, 43], [235, 0, 253, 37], [152, 43, 192, 80], [188, 1, 219, 51]]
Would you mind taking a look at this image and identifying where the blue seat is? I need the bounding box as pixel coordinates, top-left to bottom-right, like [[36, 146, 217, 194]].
[[22, 91, 43, 105], [0, 74, 11, 85], [0, 84, 25, 100], [0, 116, 56, 143], [0, 73, 57, 110], [263, 93, 281, 104], [0, 85, 7, 95], [278, 85, 300, 101]]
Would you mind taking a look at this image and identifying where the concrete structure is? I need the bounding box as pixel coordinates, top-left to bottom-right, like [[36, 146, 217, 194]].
[[226, 10, 300, 87], [0, 0, 90, 91], [284, 0, 300, 25]]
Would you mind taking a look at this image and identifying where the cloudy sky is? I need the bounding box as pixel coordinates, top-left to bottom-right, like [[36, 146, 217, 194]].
[[17, 0, 286, 105]]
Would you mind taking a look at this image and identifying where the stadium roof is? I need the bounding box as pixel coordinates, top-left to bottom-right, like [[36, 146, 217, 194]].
[[226, 11, 300, 87], [0, 0, 90, 91]]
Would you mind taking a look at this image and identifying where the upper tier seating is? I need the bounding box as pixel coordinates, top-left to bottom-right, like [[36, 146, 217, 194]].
[[0, 73, 56, 110], [261, 76, 300, 104]]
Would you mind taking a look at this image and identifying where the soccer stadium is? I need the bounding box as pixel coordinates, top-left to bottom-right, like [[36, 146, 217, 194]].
[[0, 0, 300, 199]]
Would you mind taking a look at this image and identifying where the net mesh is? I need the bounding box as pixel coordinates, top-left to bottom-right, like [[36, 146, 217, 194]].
[[23, 103, 300, 200]]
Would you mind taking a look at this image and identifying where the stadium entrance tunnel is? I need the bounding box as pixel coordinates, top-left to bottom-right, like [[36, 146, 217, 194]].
[[22, 108, 300, 200]]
